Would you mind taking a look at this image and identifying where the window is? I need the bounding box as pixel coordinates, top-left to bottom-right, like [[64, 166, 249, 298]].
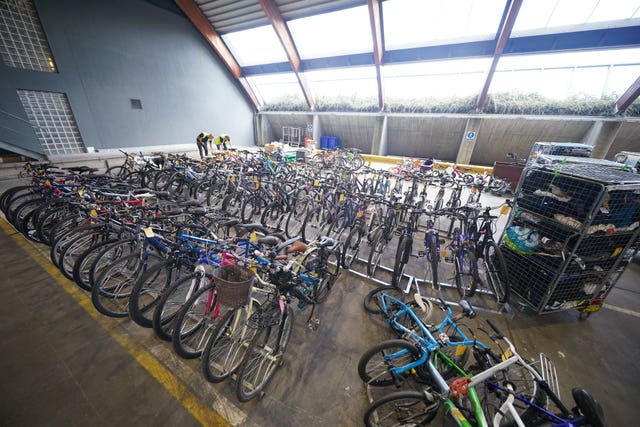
[[383, 0, 506, 50], [0, 0, 57, 72], [384, 58, 491, 100], [246, 72, 305, 107], [17, 90, 86, 155], [287, 5, 373, 59], [222, 25, 288, 67], [512, 0, 640, 35], [492, 48, 640, 99], [305, 66, 378, 102]]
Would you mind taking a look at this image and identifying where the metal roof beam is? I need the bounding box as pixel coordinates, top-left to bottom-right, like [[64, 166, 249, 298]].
[[616, 75, 640, 113], [258, 0, 315, 110], [367, 0, 384, 110], [476, 0, 523, 111], [174, 0, 260, 110]]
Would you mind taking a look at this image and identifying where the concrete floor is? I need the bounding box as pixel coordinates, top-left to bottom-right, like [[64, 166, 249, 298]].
[[1, 213, 639, 427]]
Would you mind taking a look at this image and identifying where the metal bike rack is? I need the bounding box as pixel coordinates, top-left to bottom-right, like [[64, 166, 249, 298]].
[[346, 255, 513, 317]]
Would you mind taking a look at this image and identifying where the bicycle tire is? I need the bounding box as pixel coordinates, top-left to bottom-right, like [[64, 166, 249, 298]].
[[454, 247, 478, 298], [241, 194, 268, 223], [342, 226, 364, 269], [128, 260, 184, 328], [285, 195, 313, 238], [366, 229, 386, 277], [72, 238, 121, 291], [201, 303, 260, 383], [91, 253, 149, 317], [152, 272, 212, 342], [425, 233, 440, 288], [482, 240, 510, 304], [235, 305, 293, 402], [301, 207, 328, 243], [363, 285, 405, 315], [363, 390, 439, 427], [59, 229, 111, 281], [357, 339, 423, 387], [171, 283, 229, 359], [391, 236, 412, 288]]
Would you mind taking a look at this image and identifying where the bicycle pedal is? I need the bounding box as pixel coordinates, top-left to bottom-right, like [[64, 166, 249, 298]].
[[417, 251, 426, 257], [444, 256, 454, 263]]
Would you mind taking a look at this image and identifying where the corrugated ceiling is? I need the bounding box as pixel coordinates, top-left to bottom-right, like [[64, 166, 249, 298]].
[[195, 0, 364, 34]]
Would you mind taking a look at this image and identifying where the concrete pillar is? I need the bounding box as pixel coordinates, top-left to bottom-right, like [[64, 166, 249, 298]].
[[255, 114, 273, 146], [581, 120, 622, 159], [455, 117, 482, 164], [312, 114, 322, 147], [370, 114, 387, 156]]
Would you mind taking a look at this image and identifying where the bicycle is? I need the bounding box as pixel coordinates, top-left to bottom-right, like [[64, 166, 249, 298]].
[[469, 202, 511, 304], [445, 207, 480, 298], [359, 297, 492, 425]]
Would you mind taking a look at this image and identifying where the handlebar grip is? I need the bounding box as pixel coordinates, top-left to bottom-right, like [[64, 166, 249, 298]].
[[486, 319, 504, 339]]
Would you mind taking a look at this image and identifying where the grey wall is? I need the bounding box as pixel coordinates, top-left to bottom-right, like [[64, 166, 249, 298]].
[[258, 112, 640, 166], [0, 0, 254, 157]]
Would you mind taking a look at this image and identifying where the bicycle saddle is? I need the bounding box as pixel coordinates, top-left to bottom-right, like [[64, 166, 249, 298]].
[[572, 388, 607, 427], [318, 236, 336, 248]]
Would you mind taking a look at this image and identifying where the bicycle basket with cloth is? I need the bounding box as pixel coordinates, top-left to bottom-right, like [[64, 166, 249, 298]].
[[213, 265, 254, 308]]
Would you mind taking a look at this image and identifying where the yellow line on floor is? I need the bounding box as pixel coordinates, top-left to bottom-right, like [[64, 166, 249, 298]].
[[0, 218, 230, 427]]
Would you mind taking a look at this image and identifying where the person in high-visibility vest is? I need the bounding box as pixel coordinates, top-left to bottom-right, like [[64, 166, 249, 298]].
[[196, 132, 213, 159], [213, 134, 230, 150]]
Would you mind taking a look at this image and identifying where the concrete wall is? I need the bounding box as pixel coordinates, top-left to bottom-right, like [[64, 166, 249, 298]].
[[0, 0, 254, 158], [259, 112, 640, 166]]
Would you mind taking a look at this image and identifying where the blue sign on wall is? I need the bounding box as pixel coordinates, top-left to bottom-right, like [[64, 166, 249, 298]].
[[466, 130, 477, 141]]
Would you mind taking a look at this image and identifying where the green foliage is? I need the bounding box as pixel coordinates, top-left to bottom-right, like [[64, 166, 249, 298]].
[[260, 91, 638, 117]]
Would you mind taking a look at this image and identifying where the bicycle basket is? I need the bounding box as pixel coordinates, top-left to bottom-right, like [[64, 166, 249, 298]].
[[213, 264, 254, 308]]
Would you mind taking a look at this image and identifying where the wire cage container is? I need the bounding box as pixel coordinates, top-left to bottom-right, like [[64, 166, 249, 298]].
[[499, 164, 640, 314], [213, 264, 255, 308]]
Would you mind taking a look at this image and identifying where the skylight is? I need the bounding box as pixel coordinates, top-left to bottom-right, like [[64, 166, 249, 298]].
[[287, 5, 372, 60], [384, 58, 491, 99], [305, 66, 378, 100], [512, 0, 640, 34], [245, 72, 304, 106], [222, 25, 288, 67], [383, 0, 507, 50]]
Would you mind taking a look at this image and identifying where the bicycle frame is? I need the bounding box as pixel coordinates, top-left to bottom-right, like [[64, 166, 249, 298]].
[[373, 293, 491, 426]]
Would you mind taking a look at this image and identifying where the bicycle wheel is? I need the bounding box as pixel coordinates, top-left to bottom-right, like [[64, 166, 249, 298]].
[[72, 238, 121, 291], [425, 234, 440, 288], [363, 390, 439, 427], [171, 284, 229, 359], [236, 305, 293, 402], [128, 260, 182, 327], [342, 226, 364, 269], [301, 207, 329, 243], [363, 285, 405, 315], [241, 194, 268, 223], [285, 195, 313, 238], [367, 229, 387, 277], [152, 272, 212, 341], [478, 358, 546, 426], [260, 202, 285, 229], [105, 165, 129, 179], [482, 240, 510, 304], [91, 254, 148, 317], [391, 236, 412, 288], [221, 192, 242, 217], [301, 247, 340, 304], [454, 247, 478, 298], [357, 339, 423, 387], [202, 303, 260, 383]]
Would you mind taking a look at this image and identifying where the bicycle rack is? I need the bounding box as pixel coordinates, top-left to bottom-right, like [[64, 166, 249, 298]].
[[346, 255, 513, 317]]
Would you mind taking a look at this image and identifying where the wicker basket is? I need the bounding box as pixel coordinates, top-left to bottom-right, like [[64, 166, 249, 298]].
[[213, 264, 254, 308]]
